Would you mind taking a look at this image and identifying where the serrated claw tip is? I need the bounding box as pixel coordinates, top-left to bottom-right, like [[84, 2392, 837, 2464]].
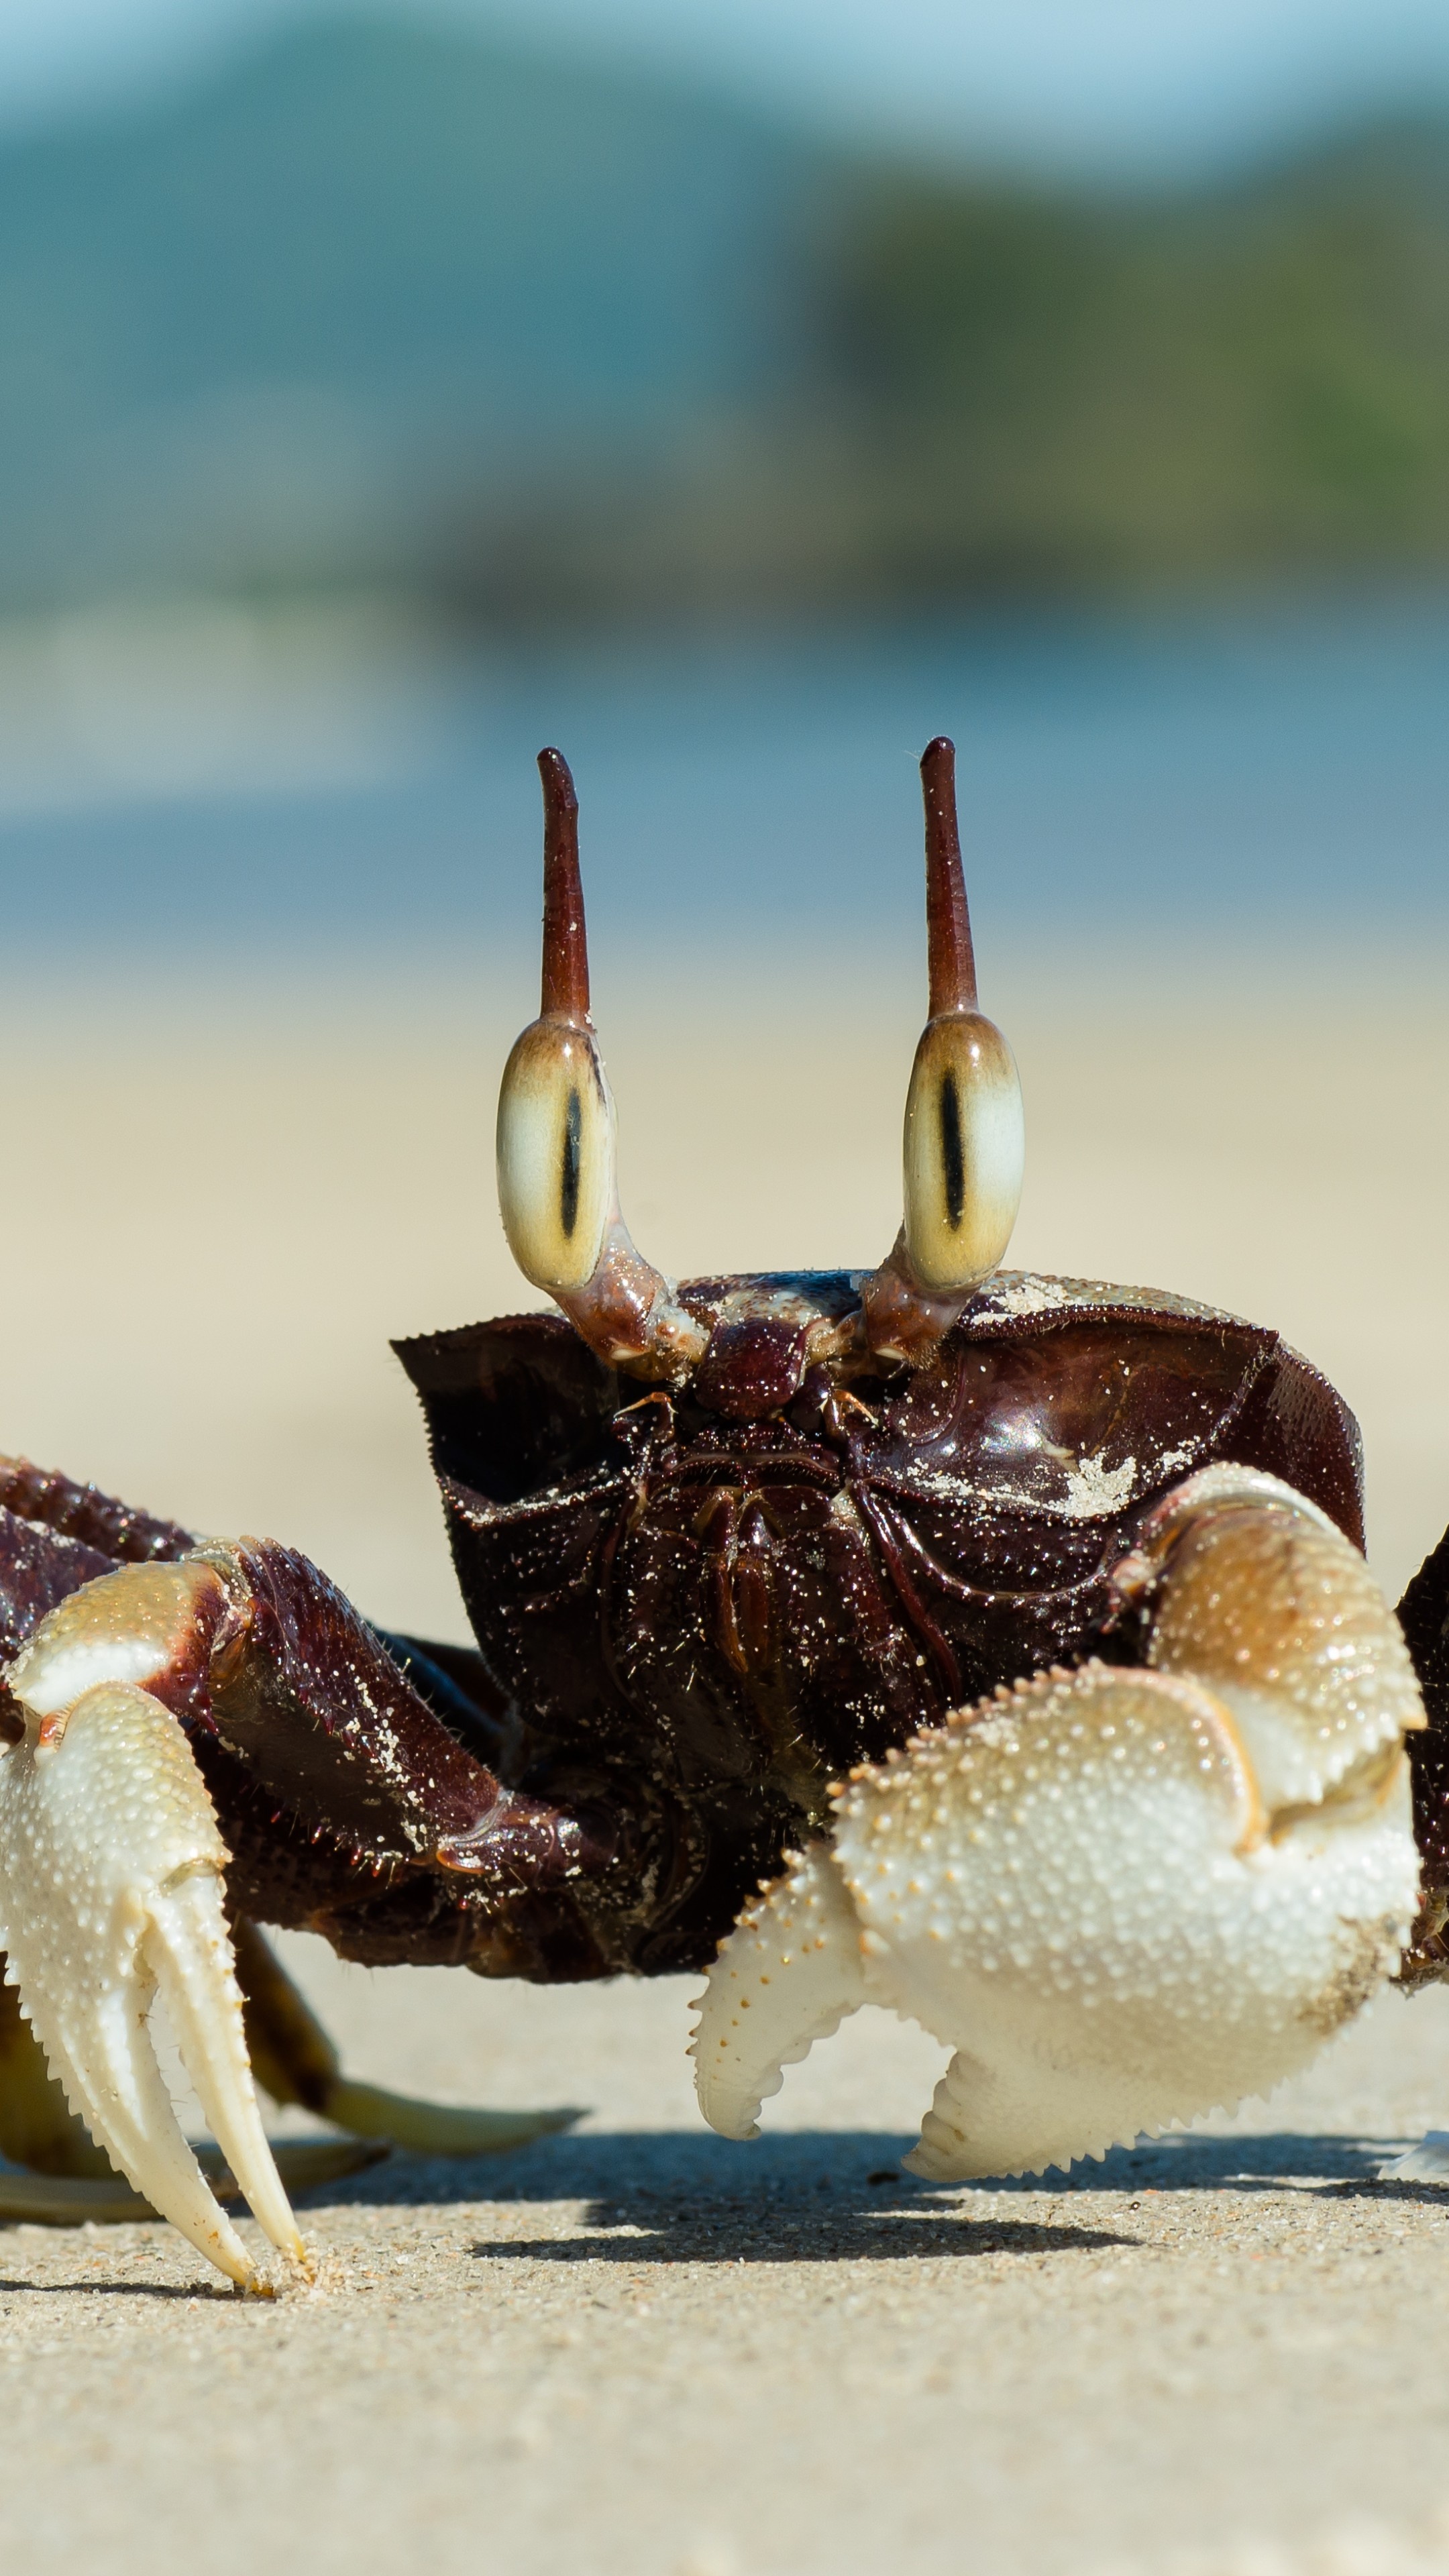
[[0, 1676, 305, 2288]]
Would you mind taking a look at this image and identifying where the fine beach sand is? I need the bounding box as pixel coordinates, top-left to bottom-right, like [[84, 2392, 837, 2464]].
[[1, 938, 1448, 2575]]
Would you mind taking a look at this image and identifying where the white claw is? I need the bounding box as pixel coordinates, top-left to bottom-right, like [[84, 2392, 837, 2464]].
[[0, 1677, 306, 2290], [1380, 2133, 1449, 2184], [690, 1842, 865, 2141], [694, 1471, 1426, 2182]]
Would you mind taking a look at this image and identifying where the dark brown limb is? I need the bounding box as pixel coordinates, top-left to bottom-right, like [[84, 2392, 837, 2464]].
[[0, 1504, 125, 1663], [232, 1923, 580, 2153], [0, 1456, 193, 1565], [0, 1459, 643, 1981], [1398, 1523, 1449, 1983], [189, 1540, 638, 1974]]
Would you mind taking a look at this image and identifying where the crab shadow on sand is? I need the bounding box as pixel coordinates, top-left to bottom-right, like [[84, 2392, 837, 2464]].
[[1, 2129, 1443, 2291], [258, 2123, 1449, 2267]]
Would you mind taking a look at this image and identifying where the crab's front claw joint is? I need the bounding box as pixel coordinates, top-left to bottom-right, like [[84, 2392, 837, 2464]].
[[0, 1670, 307, 2291], [694, 1468, 1426, 2180]]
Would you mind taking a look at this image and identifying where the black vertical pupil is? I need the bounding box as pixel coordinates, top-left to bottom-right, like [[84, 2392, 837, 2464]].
[[938, 1075, 965, 1229], [560, 1088, 582, 1237]]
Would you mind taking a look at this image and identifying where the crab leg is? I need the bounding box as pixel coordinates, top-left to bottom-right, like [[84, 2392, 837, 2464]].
[[0, 1664, 305, 2290], [0, 1947, 386, 2223], [0, 1971, 115, 2179], [0, 1522, 592, 2271], [232, 1919, 581, 2156], [694, 1466, 1427, 2178]]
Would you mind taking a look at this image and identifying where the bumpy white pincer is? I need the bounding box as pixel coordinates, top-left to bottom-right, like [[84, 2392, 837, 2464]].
[[0, 1574, 307, 2290], [693, 1468, 1425, 2180]]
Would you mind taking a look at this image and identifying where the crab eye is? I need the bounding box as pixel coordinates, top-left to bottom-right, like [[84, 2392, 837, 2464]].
[[496, 1020, 614, 1292], [902, 1008, 1024, 1292]]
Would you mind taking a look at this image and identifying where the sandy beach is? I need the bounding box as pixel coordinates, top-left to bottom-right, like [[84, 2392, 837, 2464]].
[[1, 940, 1448, 2575]]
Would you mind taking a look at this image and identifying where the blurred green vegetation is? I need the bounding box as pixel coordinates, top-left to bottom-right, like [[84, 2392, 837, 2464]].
[[1, 16, 1448, 621], [456, 121, 1449, 617], [824, 133, 1449, 592]]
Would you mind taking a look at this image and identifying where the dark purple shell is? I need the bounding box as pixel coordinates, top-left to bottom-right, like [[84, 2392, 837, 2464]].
[[396, 1269, 1361, 1973]]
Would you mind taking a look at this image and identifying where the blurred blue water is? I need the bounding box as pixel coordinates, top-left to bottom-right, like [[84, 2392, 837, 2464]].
[[1, 596, 1445, 975]]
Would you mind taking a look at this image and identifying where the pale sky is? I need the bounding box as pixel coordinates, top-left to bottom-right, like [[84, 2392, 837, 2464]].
[[4, 0, 1449, 168]]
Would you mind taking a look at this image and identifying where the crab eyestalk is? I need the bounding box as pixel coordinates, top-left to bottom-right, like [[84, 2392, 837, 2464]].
[[496, 749, 706, 1378], [862, 737, 1025, 1364]]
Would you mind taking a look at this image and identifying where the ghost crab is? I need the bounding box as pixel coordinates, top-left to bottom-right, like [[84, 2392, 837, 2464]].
[[0, 735, 1446, 2292]]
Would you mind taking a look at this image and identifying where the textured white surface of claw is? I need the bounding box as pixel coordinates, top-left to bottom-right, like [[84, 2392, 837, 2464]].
[[692, 1477, 1423, 2182], [1145, 1497, 1425, 1807], [835, 1663, 1416, 2180], [5, 1560, 219, 1720], [1381, 2133, 1449, 2182], [0, 1674, 304, 2289], [690, 1845, 865, 2141]]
